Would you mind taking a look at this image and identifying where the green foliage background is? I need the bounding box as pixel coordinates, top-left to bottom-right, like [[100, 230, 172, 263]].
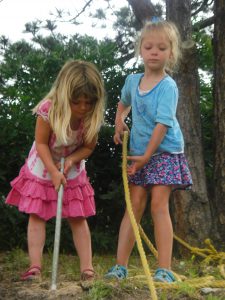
[[0, 12, 213, 253]]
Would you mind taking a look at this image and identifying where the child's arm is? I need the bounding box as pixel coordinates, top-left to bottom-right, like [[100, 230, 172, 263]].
[[127, 123, 167, 175], [35, 116, 67, 190], [114, 101, 131, 145], [63, 137, 97, 175]]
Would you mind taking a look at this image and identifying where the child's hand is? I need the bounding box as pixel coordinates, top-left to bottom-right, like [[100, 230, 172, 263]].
[[127, 155, 148, 175], [63, 158, 74, 176], [55, 158, 74, 176], [114, 121, 130, 145], [51, 170, 67, 191]]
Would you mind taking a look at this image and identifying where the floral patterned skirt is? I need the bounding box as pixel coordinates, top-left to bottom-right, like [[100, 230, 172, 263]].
[[129, 152, 192, 191]]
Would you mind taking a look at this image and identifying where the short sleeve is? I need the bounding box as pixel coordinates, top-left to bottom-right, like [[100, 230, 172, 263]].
[[155, 83, 178, 128], [36, 99, 51, 121], [121, 75, 132, 106]]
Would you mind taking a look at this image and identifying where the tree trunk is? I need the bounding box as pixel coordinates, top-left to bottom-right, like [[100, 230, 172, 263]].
[[213, 0, 225, 239], [127, 0, 156, 28], [166, 0, 213, 250]]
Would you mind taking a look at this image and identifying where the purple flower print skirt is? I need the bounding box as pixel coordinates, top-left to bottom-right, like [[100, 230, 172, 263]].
[[129, 152, 192, 191]]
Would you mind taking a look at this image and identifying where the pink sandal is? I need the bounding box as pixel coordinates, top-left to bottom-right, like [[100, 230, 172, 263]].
[[20, 265, 41, 281], [80, 269, 95, 281]]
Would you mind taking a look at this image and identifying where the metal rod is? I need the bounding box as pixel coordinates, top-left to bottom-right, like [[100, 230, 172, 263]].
[[51, 157, 65, 291]]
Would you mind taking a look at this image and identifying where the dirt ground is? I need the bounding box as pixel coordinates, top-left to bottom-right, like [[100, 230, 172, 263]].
[[0, 252, 225, 300], [0, 280, 86, 300], [0, 278, 158, 300], [1, 274, 225, 300]]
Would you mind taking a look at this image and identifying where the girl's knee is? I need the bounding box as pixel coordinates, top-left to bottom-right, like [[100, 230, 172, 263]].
[[131, 197, 147, 216], [68, 216, 87, 227], [126, 202, 145, 221], [151, 200, 169, 217], [29, 214, 46, 225]]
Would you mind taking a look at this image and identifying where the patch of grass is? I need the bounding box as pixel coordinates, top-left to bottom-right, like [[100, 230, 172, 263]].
[[174, 282, 198, 298], [85, 280, 114, 300], [159, 290, 168, 300], [42, 251, 81, 280], [57, 253, 80, 280], [2, 248, 28, 271], [173, 257, 199, 279], [205, 295, 224, 300]]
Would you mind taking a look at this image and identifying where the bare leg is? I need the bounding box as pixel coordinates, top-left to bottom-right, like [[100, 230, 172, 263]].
[[117, 184, 147, 267], [151, 185, 173, 269], [27, 214, 46, 268], [68, 217, 93, 273]]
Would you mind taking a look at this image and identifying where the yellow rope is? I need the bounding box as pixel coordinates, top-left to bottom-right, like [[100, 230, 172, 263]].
[[173, 234, 225, 265], [173, 234, 208, 258], [138, 224, 158, 259], [129, 275, 225, 289], [204, 239, 218, 254], [122, 131, 158, 300], [219, 264, 225, 279]]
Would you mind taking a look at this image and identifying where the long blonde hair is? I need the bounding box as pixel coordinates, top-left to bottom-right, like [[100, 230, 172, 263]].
[[33, 60, 105, 144], [136, 20, 181, 72]]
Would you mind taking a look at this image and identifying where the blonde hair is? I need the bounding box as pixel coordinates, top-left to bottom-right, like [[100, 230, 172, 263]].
[[33, 60, 105, 144], [136, 20, 181, 72]]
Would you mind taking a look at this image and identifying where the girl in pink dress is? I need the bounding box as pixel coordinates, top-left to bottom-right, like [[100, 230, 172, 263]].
[[6, 60, 105, 281]]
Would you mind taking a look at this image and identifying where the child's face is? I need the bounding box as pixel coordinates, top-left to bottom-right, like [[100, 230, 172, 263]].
[[70, 95, 94, 120], [140, 30, 172, 72]]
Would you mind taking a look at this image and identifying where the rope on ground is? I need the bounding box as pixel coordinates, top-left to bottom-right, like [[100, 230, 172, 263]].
[[122, 131, 158, 300], [129, 275, 225, 289], [219, 264, 225, 279], [173, 234, 208, 258], [173, 234, 225, 265], [139, 224, 225, 288]]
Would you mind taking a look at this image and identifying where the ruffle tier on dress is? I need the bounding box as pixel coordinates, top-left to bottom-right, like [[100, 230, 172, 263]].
[[6, 164, 96, 221]]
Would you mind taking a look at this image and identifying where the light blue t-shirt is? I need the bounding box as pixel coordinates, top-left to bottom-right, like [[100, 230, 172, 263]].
[[121, 73, 184, 156]]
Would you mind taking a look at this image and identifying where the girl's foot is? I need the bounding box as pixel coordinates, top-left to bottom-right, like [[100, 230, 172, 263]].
[[105, 264, 128, 280], [20, 265, 41, 281], [80, 269, 95, 281], [153, 268, 175, 283]]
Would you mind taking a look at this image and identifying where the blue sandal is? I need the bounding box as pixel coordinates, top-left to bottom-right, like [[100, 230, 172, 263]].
[[105, 264, 128, 280], [153, 268, 175, 283]]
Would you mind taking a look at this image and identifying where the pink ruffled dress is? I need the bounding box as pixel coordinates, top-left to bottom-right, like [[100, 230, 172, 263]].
[[6, 99, 96, 221]]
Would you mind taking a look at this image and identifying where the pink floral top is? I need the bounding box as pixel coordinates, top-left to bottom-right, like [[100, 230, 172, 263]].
[[27, 99, 85, 181]]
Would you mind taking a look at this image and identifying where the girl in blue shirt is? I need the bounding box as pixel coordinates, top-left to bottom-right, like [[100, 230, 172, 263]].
[[106, 19, 192, 283]]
